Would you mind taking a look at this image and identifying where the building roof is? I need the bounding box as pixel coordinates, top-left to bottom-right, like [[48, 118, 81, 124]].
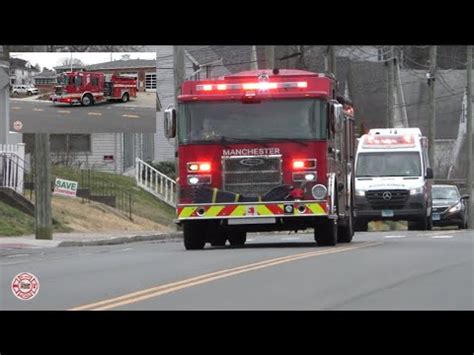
[[85, 59, 156, 71], [10, 57, 39, 71], [34, 69, 57, 79], [54, 64, 86, 70]]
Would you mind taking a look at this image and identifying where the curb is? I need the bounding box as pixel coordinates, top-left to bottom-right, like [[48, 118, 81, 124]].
[[58, 232, 183, 247]]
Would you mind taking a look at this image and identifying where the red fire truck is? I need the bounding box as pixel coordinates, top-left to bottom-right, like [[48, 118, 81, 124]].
[[51, 71, 137, 106], [164, 69, 356, 250]]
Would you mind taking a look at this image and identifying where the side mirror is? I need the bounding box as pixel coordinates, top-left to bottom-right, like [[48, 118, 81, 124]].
[[425, 167, 434, 179], [461, 194, 470, 200], [164, 106, 176, 138]]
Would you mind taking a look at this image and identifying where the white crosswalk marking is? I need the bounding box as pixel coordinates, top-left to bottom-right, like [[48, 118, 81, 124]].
[[384, 235, 406, 239], [430, 235, 453, 239]]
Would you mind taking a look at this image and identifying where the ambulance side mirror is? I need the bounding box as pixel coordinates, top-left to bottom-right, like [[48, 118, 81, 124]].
[[425, 167, 434, 179], [164, 107, 176, 138]]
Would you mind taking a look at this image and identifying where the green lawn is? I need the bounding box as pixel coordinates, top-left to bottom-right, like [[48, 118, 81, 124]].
[[0, 200, 71, 236], [50, 166, 176, 227]]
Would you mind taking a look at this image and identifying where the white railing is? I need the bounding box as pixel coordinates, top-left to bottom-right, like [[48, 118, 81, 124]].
[[135, 158, 176, 207], [0, 144, 25, 194], [0, 153, 25, 194]]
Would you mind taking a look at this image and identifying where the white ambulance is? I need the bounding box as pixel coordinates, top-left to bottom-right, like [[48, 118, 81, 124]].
[[354, 128, 433, 231]]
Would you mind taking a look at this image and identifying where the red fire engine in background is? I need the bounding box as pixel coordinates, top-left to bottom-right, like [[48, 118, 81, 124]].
[[51, 71, 137, 106], [164, 69, 356, 250]]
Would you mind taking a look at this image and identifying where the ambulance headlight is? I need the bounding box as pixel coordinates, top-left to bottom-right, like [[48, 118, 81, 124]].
[[312, 184, 327, 200], [410, 187, 423, 195]]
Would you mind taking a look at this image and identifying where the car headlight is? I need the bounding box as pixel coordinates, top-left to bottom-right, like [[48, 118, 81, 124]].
[[448, 202, 462, 213], [355, 189, 365, 196], [410, 187, 423, 195]]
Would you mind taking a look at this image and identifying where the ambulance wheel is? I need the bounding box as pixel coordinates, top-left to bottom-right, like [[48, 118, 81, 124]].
[[338, 212, 354, 243], [121, 93, 129, 103], [354, 219, 368, 232], [183, 222, 205, 250], [81, 94, 93, 106], [315, 220, 338, 246], [227, 231, 246, 246]]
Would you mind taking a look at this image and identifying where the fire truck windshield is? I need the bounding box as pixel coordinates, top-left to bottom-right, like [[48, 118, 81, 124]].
[[356, 152, 422, 177], [179, 99, 326, 144]]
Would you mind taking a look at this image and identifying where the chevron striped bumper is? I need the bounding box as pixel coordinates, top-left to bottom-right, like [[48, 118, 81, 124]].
[[177, 201, 328, 220]]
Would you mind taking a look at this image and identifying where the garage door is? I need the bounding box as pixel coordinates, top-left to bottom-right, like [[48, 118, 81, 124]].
[[145, 73, 156, 91]]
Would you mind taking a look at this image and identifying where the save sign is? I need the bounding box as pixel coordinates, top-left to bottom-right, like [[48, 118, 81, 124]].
[[54, 178, 78, 197]]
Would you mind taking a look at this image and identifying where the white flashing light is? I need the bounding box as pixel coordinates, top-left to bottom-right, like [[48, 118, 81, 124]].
[[217, 84, 227, 90], [362, 133, 416, 148]]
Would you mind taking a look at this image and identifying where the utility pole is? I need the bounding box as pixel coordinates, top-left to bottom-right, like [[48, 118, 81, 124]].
[[328, 46, 336, 77], [387, 46, 395, 128], [265, 46, 275, 70], [428, 46, 437, 168], [250, 45, 258, 70], [173, 46, 185, 106], [466, 45, 473, 228], [35, 45, 52, 240]]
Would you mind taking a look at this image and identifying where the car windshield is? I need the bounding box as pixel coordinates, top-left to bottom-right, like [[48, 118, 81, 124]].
[[356, 152, 422, 177], [178, 99, 327, 144], [432, 186, 459, 200]]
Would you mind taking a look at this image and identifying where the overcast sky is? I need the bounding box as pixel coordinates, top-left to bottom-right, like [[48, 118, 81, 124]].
[[9, 52, 156, 71]]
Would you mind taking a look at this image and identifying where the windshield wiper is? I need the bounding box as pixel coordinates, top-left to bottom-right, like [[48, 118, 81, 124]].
[[219, 136, 270, 147], [258, 137, 309, 146]]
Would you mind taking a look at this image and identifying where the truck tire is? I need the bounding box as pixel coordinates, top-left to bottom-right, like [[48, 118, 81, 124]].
[[227, 231, 246, 246], [208, 224, 226, 246], [183, 222, 205, 250], [121, 93, 129, 103], [315, 220, 338, 246], [338, 213, 354, 243], [354, 219, 368, 232], [81, 94, 93, 106], [27, 91, 32, 96]]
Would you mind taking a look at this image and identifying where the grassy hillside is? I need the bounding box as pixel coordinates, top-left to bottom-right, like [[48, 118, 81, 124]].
[[51, 166, 176, 227]]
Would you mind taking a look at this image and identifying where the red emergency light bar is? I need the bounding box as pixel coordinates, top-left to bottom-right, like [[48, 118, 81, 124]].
[[196, 81, 308, 92], [363, 134, 416, 148]]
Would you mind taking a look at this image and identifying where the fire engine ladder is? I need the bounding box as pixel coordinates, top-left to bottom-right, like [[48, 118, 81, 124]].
[[135, 158, 176, 207]]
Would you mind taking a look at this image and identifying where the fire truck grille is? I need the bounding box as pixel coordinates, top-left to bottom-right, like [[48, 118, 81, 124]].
[[222, 155, 282, 197], [365, 189, 409, 209]]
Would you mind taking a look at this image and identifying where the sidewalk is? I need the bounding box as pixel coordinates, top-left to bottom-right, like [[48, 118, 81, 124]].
[[0, 230, 182, 249]]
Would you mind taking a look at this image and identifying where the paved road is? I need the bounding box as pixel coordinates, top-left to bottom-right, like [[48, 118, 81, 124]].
[[9, 100, 156, 133], [1, 229, 472, 310]]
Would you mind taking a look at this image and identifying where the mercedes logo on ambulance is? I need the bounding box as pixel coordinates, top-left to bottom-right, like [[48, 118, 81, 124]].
[[240, 158, 264, 167], [382, 191, 392, 201]]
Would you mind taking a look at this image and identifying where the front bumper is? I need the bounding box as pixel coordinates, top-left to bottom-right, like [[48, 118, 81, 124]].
[[354, 193, 427, 221], [432, 209, 464, 226], [177, 201, 328, 221]]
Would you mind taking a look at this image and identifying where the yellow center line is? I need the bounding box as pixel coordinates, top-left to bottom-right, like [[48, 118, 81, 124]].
[[57, 110, 71, 114], [70, 241, 382, 311], [122, 114, 140, 118], [88, 112, 102, 116]]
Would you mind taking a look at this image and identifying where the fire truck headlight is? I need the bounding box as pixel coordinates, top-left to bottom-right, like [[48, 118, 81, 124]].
[[355, 189, 365, 196], [304, 173, 316, 181], [312, 184, 327, 200], [187, 175, 211, 186], [409, 187, 423, 195]]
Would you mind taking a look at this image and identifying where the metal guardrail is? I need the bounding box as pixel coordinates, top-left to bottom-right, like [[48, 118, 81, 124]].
[[135, 158, 176, 207], [81, 169, 133, 220]]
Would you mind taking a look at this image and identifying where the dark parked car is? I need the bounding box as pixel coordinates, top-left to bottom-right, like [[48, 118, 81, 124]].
[[431, 185, 469, 229]]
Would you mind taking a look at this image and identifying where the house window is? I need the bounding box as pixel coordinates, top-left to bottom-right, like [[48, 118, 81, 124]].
[[50, 134, 91, 153], [145, 73, 156, 90]]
